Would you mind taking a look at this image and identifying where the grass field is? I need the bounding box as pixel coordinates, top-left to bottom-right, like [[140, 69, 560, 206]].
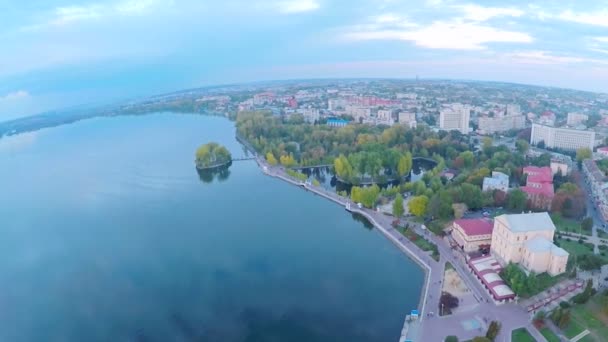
[[552, 213, 590, 236], [511, 328, 536, 342], [556, 238, 594, 257], [539, 327, 560, 342]]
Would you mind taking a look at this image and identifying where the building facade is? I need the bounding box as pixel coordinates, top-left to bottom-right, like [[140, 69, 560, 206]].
[[490, 213, 568, 276], [451, 219, 494, 253], [440, 103, 470, 134], [566, 112, 589, 126], [482, 171, 509, 192], [521, 166, 554, 210], [530, 123, 595, 151], [478, 114, 525, 135]]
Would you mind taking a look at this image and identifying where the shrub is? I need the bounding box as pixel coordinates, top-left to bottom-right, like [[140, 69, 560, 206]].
[[445, 336, 459, 342], [486, 321, 501, 341]]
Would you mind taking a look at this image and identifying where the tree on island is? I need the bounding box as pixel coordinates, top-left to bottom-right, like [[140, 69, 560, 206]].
[[195, 142, 232, 169]]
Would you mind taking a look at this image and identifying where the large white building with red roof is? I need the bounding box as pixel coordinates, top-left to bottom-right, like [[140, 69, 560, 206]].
[[451, 218, 494, 253]]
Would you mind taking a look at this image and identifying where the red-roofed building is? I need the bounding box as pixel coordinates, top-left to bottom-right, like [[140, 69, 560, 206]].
[[451, 218, 494, 253], [522, 166, 554, 210], [597, 146, 608, 158]]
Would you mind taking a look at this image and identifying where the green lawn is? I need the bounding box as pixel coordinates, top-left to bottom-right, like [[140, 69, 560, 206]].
[[539, 327, 560, 342], [530, 273, 565, 297], [562, 319, 585, 338], [511, 328, 537, 342], [556, 238, 594, 257], [597, 230, 608, 239], [570, 301, 608, 338], [552, 214, 591, 235], [402, 229, 440, 261]]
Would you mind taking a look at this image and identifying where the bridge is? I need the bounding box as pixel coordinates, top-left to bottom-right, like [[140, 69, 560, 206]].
[[231, 157, 256, 162]]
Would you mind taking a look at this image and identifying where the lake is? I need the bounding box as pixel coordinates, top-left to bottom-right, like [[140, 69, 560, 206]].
[[0, 113, 423, 342]]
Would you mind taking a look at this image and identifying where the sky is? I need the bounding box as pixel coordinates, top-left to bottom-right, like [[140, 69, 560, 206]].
[[1, 0, 608, 120]]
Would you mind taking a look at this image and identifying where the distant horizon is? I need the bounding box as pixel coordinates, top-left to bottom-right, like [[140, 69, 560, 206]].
[[2, 76, 606, 124]]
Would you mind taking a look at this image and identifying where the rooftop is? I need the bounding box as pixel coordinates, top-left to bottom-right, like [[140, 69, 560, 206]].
[[454, 218, 494, 236], [521, 182, 555, 197], [523, 166, 553, 184], [497, 212, 556, 233], [525, 236, 569, 257]]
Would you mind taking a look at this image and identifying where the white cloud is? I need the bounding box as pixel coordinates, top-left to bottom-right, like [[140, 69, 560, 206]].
[[590, 48, 608, 55], [456, 4, 524, 22], [0, 90, 30, 101], [594, 37, 608, 43], [344, 20, 532, 50], [556, 10, 608, 27], [506, 51, 608, 65], [276, 0, 320, 14]]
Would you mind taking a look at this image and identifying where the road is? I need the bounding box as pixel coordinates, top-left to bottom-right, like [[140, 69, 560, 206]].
[[257, 157, 545, 341]]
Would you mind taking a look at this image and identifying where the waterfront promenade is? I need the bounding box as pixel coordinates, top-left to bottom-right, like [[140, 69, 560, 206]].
[[253, 156, 545, 341]]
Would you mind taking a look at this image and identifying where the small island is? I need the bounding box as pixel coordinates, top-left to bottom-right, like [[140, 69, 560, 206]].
[[195, 142, 232, 170]]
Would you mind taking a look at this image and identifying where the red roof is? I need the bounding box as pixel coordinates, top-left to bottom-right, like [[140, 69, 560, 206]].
[[454, 218, 494, 236], [523, 166, 553, 184], [598, 146, 608, 152], [521, 182, 555, 197]]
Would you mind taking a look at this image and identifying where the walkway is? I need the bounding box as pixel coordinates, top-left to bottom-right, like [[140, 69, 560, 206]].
[[254, 156, 544, 341]]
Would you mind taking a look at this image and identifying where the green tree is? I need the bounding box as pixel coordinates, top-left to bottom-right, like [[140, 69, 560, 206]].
[[334, 154, 354, 181], [408, 195, 429, 217], [393, 193, 405, 218], [445, 336, 459, 342], [461, 183, 483, 209], [266, 152, 278, 166], [515, 139, 529, 154], [195, 142, 232, 168], [576, 147, 592, 162], [459, 151, 475, 169], [581, 217, 594, 232], [351, 185, 380, 208], [398, 152, 413, 177], [280, 153, 296, 167], [485, 321, 501, 341], [472, 337, 491, 342], [506, 189, 527, 211]]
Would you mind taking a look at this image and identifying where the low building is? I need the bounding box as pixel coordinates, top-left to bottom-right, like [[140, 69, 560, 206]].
[[567, 112, 588, 126], [482, 171, 509, 192], [490, 213, 568, 276], [326, 118, 349, 127], [468, 255, 516, 303], [451, 218, 494, 253], [521, 166, 554, 210], [582, 159, 608, 221], [597, 146, 608, 158], [550, 159, 569, 176]]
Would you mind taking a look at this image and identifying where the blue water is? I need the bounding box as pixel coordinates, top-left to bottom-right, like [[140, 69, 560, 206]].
[[0, 113, 423, 341]]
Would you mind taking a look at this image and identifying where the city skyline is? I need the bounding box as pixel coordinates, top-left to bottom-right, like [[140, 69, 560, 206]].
[[1, 0, 608, 120]]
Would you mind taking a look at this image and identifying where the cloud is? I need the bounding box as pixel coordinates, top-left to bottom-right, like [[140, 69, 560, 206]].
[[31, 0, 167, 28], [343, 20, 532, 50], [275, 0, 320, 14], [506, 51, 608, 65], [556, 10, 608, 27], [456, 4, 524, 22], [0, 90, 30, 101], [594, 37, 608, 43]]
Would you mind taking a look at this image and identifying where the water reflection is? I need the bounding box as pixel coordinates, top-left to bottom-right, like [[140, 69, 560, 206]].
[[298, 158, 437, 194], [351, 212, 374, 230], [196, 162, 232, 183]]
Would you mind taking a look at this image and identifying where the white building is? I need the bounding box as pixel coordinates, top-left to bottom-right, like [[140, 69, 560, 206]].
[[482, 171, 509, 192], [399, 112, 417, 127], [530, 123, 595, 151], [550, 159, 569, 176], [478, 114, 525, 135], [299, 108, 320, 124], [491, 213, 568, 276], [567, 112, 589, 126], [377, 110, 393, 124], [346, 105, 371, 121], [328, 98, 347, 111], [440, 103, 470, 134]]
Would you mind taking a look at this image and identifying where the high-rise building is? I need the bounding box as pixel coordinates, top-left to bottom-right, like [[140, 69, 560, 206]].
[[530, 123, 595, 151], [478, 114, 525, 134], [439, 103, 470, 134]]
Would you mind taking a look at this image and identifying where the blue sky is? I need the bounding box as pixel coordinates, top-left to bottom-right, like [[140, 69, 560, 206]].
[[1, 0, 608, 120]]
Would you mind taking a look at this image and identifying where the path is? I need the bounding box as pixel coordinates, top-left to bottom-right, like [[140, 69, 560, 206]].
[[253, 156, 544, 341], [570, 329, 590, 342]]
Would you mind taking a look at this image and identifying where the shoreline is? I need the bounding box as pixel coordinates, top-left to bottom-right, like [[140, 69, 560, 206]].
[[248, 154, 432, 341]]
